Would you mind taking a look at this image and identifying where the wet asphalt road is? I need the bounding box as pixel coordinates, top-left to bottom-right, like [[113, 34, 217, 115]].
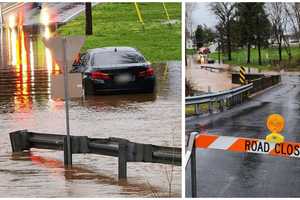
[[186, 75, 300, 197]]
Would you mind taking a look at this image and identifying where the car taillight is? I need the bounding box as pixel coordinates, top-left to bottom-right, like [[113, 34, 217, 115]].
[[91, 71, 111, 80], [137, 67, 154, 78], [146, 67, 154, 77]]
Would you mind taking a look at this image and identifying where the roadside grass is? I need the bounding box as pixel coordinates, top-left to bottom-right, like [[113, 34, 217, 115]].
[[57, 3, 181, 62], [210, 47, 300, 70], [186, 48, 196, 55], [185, 104, 209, 116]]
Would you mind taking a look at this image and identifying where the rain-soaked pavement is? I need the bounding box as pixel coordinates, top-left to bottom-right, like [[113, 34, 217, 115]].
[[0, 3, 181, 197], [186, 75, 300, 197]]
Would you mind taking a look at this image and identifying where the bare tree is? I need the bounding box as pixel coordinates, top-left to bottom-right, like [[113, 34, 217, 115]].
[[185, 3, 197, 66], [85, 2, 93, 35], [210, 2, 236, 61], [285, 3, 300, 47], [268, 3, 285, 62]]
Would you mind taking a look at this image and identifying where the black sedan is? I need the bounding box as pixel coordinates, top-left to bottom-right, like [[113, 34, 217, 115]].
[[81, 47, 156, 95]]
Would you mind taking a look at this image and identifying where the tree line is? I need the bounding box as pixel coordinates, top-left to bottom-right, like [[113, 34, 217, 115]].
[[194, 3, 300, 65]]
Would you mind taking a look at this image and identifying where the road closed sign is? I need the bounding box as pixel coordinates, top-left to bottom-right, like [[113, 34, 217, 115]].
[[195, 134, 300, 158]]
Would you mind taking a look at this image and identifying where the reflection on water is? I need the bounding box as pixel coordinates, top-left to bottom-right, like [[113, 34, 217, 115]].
[[0, 7, 181, 197]]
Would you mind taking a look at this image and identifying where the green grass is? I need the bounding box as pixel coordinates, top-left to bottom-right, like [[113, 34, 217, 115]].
[[186, 48, 196, 55], [57, 3, 181, 62], [185, 104, 209, 116], [210, 47, 300, 70]]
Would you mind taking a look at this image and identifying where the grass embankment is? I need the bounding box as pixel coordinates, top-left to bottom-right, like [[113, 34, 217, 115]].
[[210, 47, 300, 70], [186, 49, 196, 55], [57, 3, 181, 62]]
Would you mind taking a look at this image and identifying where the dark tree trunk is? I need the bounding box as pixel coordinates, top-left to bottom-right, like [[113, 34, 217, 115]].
[[218, 41, 221, 64], [85, 3, 93, 35], [226, 24, 232, 61], [247, 43, 251, 64], [278, 40, 282, 62], [258, 41, 262, 65], [227, 36, 232, 61]]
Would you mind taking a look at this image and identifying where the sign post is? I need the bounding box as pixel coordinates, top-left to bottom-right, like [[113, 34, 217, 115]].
[[62, 38, 72, 166], [42, 36, 85, 168]]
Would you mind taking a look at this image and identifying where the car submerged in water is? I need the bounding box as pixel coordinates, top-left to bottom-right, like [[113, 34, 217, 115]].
[[78, 47, 156, 95]]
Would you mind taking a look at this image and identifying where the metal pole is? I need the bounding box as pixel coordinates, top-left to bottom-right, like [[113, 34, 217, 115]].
[[118, 142, 127, 180], [62, 37, 72, 167], [191, 141, 197, 197]]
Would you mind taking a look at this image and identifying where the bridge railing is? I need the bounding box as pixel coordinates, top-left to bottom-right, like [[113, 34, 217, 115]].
[[9, 130, 181, 180], [186, 74, 281, 116], [185, 83, 253, 116], [250, 75, 281, 94]]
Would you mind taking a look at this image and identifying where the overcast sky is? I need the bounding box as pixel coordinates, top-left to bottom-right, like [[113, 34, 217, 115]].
[[189, 3, 218, 30]]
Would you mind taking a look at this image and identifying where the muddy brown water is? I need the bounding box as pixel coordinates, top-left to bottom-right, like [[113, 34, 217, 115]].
[[0, 24, 181, 197]]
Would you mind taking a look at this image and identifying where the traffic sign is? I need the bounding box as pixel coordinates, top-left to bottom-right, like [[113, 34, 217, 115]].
[[42, 36, 85, 72], [195, 134, 300, 158], [239, 66, 246, 85], [42, 36, 85, 168]]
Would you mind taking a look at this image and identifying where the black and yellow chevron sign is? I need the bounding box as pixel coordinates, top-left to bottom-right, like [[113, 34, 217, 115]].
[[239, 66, 246, 85]]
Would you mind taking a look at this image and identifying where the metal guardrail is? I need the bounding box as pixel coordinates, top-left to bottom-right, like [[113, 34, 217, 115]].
[[185, 83, 253, 115], [9, 130, 181, 179], [186, 74, 281, 116], [186, 83, 253, 105]]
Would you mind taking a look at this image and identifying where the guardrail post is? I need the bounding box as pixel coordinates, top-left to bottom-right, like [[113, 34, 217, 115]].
[[219, 100, 224, 112], [208, 101, 213, 113], [191, 138, 197, 197], [9, 130, 30, 152], [195, 104, 200, 115], [64, 136, 72, 167], [118, 142, 127, 180]]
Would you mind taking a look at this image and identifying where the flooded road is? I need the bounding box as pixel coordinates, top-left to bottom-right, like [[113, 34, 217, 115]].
[[186, 55, 238, 93], [0, 4, 181, 197], [186, 75, 300, 197]]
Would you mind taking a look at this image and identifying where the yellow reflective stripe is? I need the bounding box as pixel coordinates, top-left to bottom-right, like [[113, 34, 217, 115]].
[[240, 78, 245, 84], [162, 3, 170, 21], [241, 66, 246, 72], [239, 73, 246, 80], [134, 2, 144, 25], [240, 68, 246, 74]]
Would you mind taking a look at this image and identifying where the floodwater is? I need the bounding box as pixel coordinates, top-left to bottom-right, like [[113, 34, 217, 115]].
[[0, 8, 181, 197], [186, 55, 238, 93]]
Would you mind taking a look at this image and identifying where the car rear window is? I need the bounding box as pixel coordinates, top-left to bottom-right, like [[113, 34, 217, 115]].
[[91, 51, 146, 66]]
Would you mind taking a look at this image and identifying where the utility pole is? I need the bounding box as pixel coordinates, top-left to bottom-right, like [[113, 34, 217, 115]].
[[85, 3, 93, 35]]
